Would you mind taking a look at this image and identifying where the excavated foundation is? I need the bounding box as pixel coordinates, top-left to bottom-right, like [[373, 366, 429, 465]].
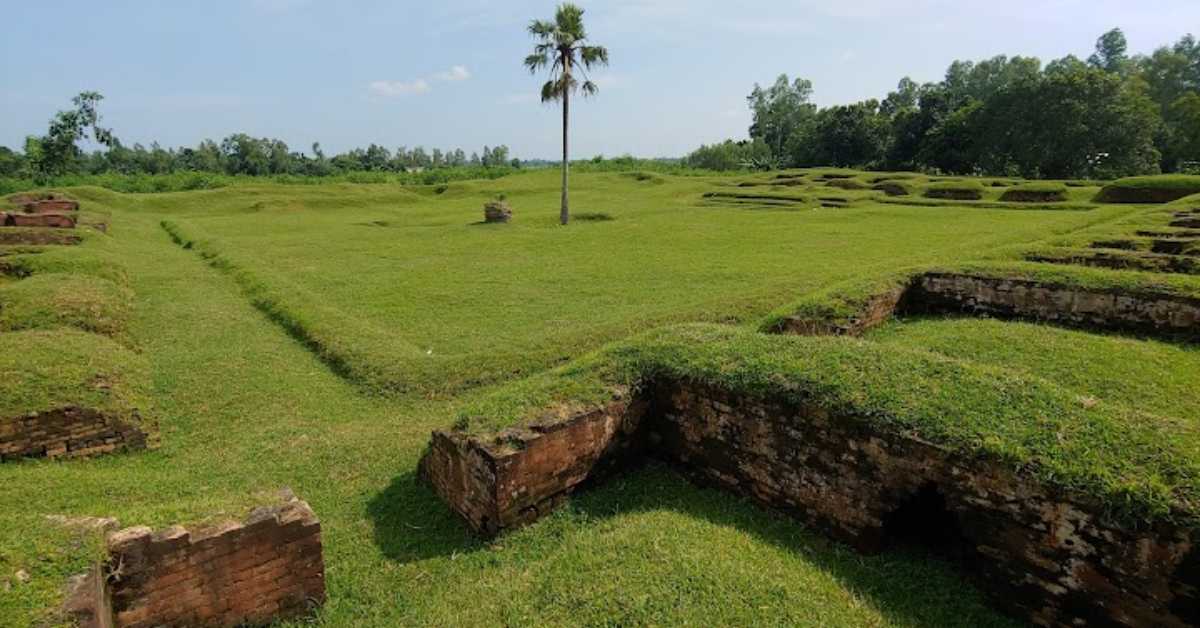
[[774, 272, 1200, 341], [420, 381, 1200, 628]]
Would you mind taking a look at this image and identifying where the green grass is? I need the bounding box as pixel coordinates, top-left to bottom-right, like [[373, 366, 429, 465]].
[[1, 167, 1196, 626], [0, 328, 149, 423], [0, 274, 131, 337], [1096, 175, 1200, 203], [868, 317, 1200, 424], [130, 171, 1124, 394]]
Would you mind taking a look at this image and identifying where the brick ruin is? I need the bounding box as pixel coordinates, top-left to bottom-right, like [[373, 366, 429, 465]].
[[64, 492, 325, 628], [420, 380, 1200, 628], [2, 194, 79, 229], [0, 406, 150, 462], [772, 271, 1200, 340], [2, 212, 77, 229]]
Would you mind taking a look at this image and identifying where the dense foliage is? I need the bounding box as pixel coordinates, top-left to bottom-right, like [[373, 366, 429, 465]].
[[688, 29, 1200, 178], [0, 106, 518, 183]]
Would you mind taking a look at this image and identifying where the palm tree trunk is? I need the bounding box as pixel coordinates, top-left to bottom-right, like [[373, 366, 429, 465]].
[[560, 85, 570, 225]]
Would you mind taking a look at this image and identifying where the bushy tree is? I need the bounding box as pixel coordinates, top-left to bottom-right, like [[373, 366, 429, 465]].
[[747, 75, 816, 163], [31, 91, 117, 177]]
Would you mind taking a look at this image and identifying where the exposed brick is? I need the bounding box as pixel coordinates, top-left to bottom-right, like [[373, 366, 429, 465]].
[[420, 380, 1200, 628], [776, 272, 1200, 341], [0, 406, 151, 463], [65, 492, 324, 627]]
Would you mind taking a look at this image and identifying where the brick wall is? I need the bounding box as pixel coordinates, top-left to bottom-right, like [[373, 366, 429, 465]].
[[421, 380, 1200, 627], [0, 406, 149, 462], [775, 271, 1200, 340], [66, 492, 325, 628], [908, 272, 1200, 338]]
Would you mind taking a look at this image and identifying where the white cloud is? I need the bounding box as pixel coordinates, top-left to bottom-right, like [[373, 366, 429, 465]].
[[433, 65, 471, 82], [368, 79, 431, 97]]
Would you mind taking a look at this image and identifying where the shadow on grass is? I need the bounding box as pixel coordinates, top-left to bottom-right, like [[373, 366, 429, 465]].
[[366, 468, 487, 563], [367, 462, 1020, 627]]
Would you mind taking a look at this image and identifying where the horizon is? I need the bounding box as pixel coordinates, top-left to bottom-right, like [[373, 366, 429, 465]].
[[3, 1, 1199, 160]]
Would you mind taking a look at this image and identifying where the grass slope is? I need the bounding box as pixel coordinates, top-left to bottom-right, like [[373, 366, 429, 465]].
[[0, 328, 149, 423], [141, 171, 1112, 394], [0, 202, 1019, 627]]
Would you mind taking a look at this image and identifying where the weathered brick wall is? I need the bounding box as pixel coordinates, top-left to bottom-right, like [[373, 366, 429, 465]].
[[421, 381, 1200, 627], [4, 212, 76, 228], [420, 393, 645, 537], [67, 493, 325, 628], [0, 406, 149, 462], [651, 382, 1199, 627], [909, 273, 1200, 338], [776, 272, 1200, 340]]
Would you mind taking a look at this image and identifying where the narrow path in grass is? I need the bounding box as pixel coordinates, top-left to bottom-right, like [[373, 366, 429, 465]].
[[0, 206, 1018, 626]]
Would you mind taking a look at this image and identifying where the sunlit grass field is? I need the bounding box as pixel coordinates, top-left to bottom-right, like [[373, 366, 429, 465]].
[[2, 168, 1195, 626]]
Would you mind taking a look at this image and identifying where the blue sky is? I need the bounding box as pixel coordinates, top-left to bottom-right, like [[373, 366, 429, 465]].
[[2, 0, 1198, 159]]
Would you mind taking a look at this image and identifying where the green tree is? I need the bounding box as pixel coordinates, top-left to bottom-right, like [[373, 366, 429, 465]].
[[1165, 93, 1200, 170], [747, 75, 816, 163], [807, 101, 890, 168], [31, 91, 116, 177], [1089, 28, 1130, 74], [524, 3, 609, 225]]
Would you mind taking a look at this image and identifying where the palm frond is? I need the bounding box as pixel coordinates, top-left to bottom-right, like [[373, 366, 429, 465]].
[[579, 45, 609, 69], [524, 52, 549, 73], [528, 19, 556, 38], [581, 80, 598, 97]]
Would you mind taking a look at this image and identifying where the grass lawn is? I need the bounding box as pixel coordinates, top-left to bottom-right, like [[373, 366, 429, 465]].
[[114, 170, 1128, 393], [1, 168, 1194, 626]]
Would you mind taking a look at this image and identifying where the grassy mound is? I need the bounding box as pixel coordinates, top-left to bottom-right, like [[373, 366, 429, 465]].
[[0, 237, 127, 285], [825, 178, 869, 190], [999, 182, 1068, 203], [0, 228, 82, 246], [0, 328, 150, 424], [0, 274, 132, 337], [1096, 175, 1200, 204], [923, 181, 984, 200], [867, 317, 1200, 423], [872, 181, 912, 196], [455, 323, 1200, 528]]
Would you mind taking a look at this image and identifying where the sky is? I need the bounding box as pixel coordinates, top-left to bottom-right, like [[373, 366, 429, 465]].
[[2, 0, 1199, 159]]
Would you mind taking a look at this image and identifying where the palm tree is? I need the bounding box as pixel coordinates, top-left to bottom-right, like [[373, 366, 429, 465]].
[[524, 3, 609, 225]]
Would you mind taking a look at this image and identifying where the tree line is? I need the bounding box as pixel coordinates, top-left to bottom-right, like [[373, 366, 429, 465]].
[[687, 29, 1200, 179], [0, 92, 517, 181]]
